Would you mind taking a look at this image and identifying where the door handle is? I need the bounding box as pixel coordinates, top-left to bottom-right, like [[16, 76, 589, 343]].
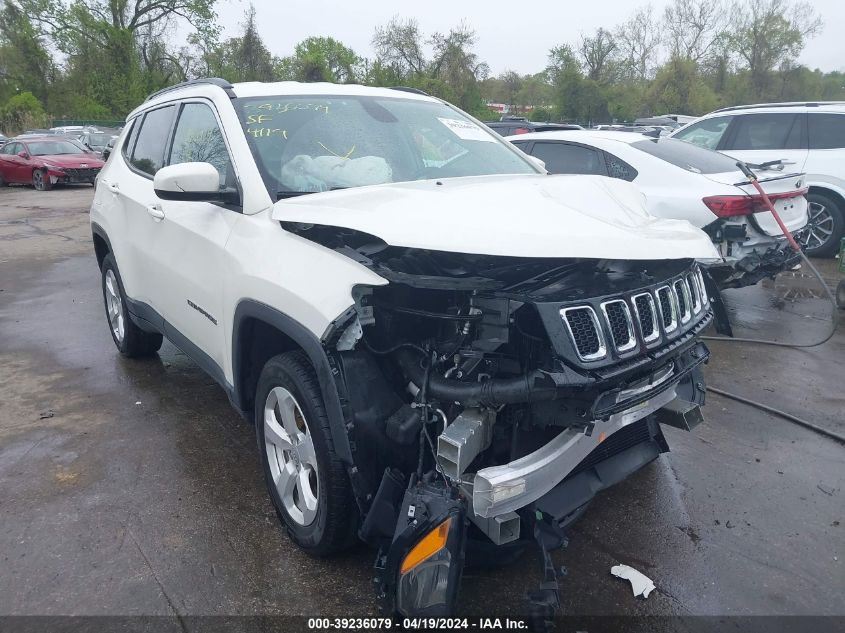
[[106, 181, 120, 194], [147, 204, 165, 221]]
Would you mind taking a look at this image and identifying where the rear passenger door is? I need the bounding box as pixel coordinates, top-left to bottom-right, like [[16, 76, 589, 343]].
[[117, 104, 179, 309], [720, 112, 808, 172], [804, 112, 845, 181]]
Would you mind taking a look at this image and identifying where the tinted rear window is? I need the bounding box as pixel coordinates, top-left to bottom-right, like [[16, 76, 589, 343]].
[[632, 138, 739, 174], [808, 113, 845, 150], [529, 142, 605, 175]]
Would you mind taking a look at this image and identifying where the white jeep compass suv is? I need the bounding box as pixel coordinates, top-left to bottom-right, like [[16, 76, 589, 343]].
[[91, 78, 720, 618], [672, 102, 845, 257]]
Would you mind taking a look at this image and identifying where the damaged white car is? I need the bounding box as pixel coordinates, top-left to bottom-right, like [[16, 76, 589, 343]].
[[90, 79, 720, 620], [510, 130, 809, 289]]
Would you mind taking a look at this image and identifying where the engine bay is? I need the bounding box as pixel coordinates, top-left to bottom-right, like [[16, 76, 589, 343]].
[[290, 222, 714, 618]]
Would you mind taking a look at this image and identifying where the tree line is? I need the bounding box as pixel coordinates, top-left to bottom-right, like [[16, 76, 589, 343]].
[[0, 0, 842, 133]]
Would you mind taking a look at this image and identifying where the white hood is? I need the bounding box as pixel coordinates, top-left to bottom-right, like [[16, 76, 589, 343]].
[[272, 174, 720, 261]]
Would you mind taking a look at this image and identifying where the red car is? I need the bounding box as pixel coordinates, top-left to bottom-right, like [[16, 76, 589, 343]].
[[0, 136, 105, 190]]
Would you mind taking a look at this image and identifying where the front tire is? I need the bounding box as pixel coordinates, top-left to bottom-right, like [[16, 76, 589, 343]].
[[256, 351, 357, 557], [802, 192, 844, 258], [32, 168, 53, 191], [100, 254, 163, 357]]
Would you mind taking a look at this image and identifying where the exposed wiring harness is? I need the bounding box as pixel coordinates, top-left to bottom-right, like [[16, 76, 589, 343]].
[[702, 162, 842, 443]]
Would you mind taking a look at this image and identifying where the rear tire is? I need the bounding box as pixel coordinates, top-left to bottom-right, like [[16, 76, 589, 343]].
[[802, 192, 843, 258], [100, 254, 163, 357], [32, 168, 53, 191], [256, 351, 358, 557]]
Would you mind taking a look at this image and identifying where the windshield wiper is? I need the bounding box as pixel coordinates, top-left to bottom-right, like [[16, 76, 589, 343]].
[[277, 187, 349, 200], [277, 191, 315, 200]]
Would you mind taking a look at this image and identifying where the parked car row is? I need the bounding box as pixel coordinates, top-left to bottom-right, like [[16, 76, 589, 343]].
[[495, 101, 845, 261]]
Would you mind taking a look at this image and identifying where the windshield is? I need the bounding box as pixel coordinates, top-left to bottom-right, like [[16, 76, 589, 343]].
[[89, 133, 112, 146], [26, 140, 85, 156], [631, 137, 740, 174], [233, 95, 537, 198]]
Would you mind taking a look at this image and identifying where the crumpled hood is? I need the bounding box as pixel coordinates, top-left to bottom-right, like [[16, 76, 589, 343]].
[[272, 174, 720, 261]]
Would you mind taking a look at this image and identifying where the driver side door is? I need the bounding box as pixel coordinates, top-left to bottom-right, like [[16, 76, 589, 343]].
[[144, 100, 240, 372]]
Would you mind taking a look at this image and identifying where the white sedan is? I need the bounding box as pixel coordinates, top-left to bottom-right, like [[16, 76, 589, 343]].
[[508, 130, 810, 289]]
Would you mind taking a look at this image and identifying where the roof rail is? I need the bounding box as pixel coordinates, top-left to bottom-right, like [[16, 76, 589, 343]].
[[145, 77, 236, 102], [714, 101, 845, 113], [388, 86, 430, 96]]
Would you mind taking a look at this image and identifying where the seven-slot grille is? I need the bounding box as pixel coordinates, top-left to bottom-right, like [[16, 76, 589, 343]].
[[559, 267, 710, 362]]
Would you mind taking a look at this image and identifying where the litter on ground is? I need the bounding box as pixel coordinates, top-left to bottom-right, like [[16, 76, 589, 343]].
[[611, 564, 656, 598]]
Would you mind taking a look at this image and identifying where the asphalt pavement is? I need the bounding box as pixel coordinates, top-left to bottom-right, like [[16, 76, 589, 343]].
[[0, 185, 842, 624]]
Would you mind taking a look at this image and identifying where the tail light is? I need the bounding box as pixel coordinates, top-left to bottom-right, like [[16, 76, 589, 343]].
[[703, 188, 808, 218], [513, 127, 530, 134]]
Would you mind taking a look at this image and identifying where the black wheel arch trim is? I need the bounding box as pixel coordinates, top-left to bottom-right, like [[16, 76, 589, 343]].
[[91, 222, 113, 266], [232, 300, 354, 465]]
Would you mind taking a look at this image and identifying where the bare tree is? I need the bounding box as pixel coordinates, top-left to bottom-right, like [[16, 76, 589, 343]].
[[578, 28, 618, 83], [616, 5, 663, 80], [372, 16, 427, 77], [663, 0, 729, 63], [729, 0, 821, 98]]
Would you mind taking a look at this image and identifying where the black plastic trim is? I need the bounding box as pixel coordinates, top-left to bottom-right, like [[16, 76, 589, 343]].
[[232, 300, 354, 465], [122, 296, 243, 415]]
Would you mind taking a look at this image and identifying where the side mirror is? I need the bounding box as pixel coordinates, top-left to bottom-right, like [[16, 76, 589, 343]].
[[102, 148, 111, 161], [17, 151, 29, 159], [154, 162, 223, 202]]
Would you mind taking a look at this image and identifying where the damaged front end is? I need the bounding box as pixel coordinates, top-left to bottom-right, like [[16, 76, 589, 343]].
[[297, 223, 713, 618]]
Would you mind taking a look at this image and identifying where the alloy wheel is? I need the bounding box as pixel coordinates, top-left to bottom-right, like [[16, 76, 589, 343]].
[[104, 269, 125, 342], [263, 386, 320, 526], [801, 201, 835, 252]]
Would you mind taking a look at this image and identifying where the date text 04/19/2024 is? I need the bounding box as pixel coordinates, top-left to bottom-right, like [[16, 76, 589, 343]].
[[306, 618, 529, 630]]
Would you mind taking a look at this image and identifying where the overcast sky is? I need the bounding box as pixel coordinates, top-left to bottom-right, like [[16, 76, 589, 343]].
[[214, 0, 844, 76]]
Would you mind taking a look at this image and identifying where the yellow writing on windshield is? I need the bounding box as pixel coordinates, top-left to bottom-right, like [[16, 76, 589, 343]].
[[244, 102, 330, 115], [246, 127, 287, 139]]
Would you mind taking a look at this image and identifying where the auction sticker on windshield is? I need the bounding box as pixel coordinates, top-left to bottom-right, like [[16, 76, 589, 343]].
[[437, 117, 496, 142]]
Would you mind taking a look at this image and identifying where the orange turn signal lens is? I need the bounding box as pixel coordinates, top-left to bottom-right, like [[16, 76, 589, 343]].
[[400, 518, 452, 575]]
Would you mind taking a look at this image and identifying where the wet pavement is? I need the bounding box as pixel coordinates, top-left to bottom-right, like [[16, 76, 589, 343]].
[[0, 186, 842, 619]]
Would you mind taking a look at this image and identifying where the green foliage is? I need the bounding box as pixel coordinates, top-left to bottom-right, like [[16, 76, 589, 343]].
[[277, 37, 362, 83], [647, 57, 719, 115], [1, 91, 48, 133], [0, 0, 839, 127], [529, 107, 552, 122], [206, 4, 274, 82]]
